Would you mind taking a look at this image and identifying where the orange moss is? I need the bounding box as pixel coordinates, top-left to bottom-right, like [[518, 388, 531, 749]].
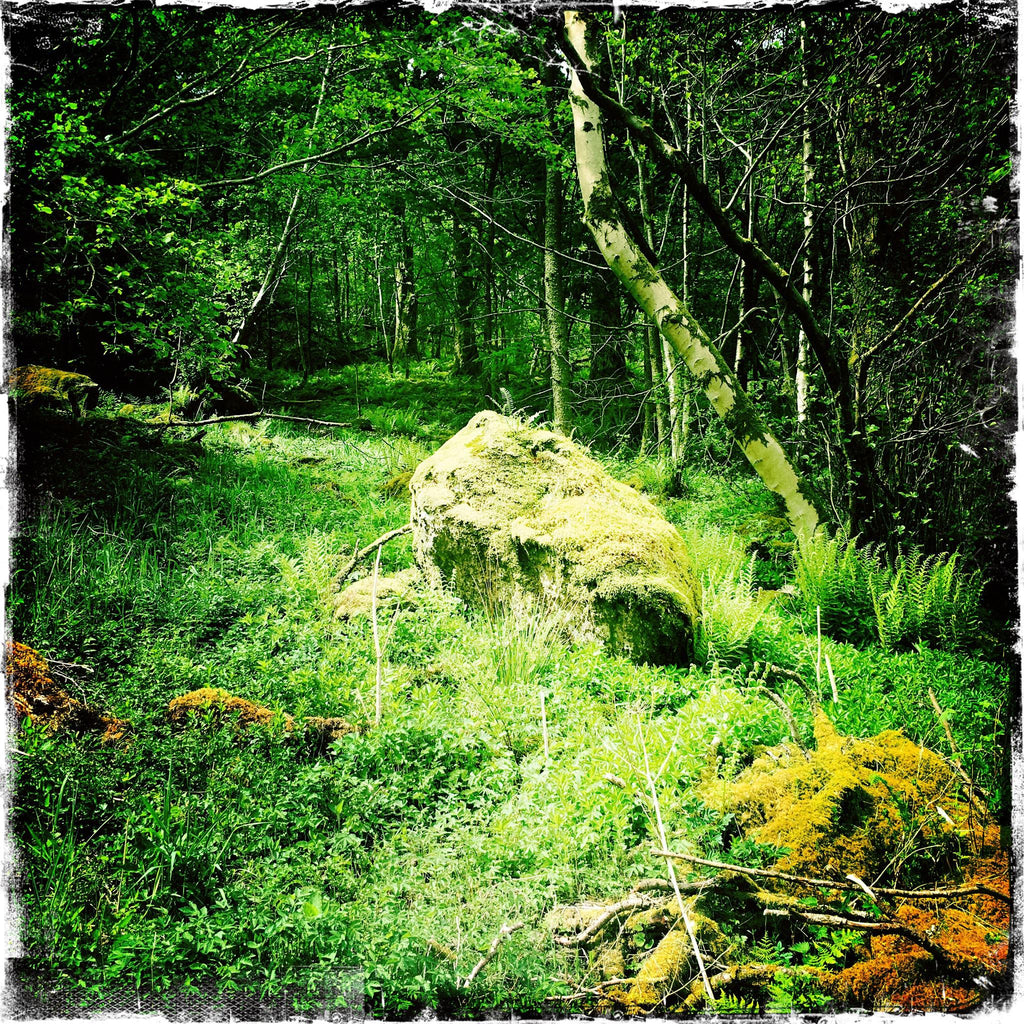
[[9, 365, 98, 416], [707, 711, 1009, 1011], [167, 687, 293, 730], [5, 641, 129, 743]]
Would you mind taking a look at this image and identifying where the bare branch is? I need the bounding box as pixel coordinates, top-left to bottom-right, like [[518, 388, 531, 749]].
[[461, 922, 525, 987], [160, 412, 352, 429], [653, 849, 1009, 904], [108, 22, 290, 145], [333, 525, 413, 592]]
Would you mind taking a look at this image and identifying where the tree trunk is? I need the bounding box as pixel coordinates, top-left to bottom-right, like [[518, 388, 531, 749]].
[[230, 44, 333, 355], [544, 144, 572, 434], [643, 101, 687, 462], [796, 17, 814, 424], [589, 263, 626, 387], [543, 61, 572, 433], [332, 236, 344, 361], [564, 10, 821, 540], [452, 211, 480, 376], [737, 156, 761, 388], [393, 204, 418, 378]]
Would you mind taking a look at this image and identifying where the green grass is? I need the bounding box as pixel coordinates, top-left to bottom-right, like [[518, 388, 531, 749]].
[[9, 371, 1013, 1017]]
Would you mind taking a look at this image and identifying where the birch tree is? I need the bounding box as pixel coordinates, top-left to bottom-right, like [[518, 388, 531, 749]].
[[563, 10, 822, 540]]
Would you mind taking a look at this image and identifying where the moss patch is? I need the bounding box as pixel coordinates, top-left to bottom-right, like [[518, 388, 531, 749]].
[[5, 641, 129, 743]]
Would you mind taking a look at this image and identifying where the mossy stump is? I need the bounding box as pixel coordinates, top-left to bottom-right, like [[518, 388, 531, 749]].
[[409, 411, 700, 663], [5, 641, 129, 742]]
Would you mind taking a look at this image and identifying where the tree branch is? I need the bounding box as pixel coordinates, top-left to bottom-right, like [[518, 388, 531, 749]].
[[333, 524, 413, 592], [161, 412, 352, 429], [552, 29, 847, 404], [653, 849, 1009, 903], [854, 235, 990, 398], [461, 922, 524, 986], [107, 22, 290, 145]]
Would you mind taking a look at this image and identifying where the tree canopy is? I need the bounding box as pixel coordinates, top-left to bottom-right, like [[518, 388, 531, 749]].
[[7, 2, 1015, 589]]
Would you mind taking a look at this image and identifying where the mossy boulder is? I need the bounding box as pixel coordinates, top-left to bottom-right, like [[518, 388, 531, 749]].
[[9, 364, 98, 417], [409, 411, 700, 663]]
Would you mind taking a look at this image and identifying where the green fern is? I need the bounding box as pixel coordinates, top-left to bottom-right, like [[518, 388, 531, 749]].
[[801, 531, 986, 652], [793, 530, 876, 644], [696, 555, 772, 666]]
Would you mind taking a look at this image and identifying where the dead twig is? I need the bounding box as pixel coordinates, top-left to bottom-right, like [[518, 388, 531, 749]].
[[333, 524, 412, 591], [928, 687, 991, 804], [461, 922, 524, 987], [639, 723, 716, 1006], [653, 848, 1010, 903], [751, 685, 807, 754]]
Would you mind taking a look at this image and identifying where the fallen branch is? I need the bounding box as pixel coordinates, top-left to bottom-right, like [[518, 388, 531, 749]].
[[160, 412, 353, 429], [653, 849, 1010, 903], [751, 660, 818, 711], [554, 878, 718, 948], [45, 658, 95, 678], [552, 894, 658, 947], [762, 906, 982, 982], [682, 964, 780, 1012], [333, 524, 413, 592], [461, 922, 524, 987]]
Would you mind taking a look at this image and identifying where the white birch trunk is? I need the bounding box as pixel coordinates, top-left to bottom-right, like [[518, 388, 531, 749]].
[[796, 17, 813, 423], [564, 11, 819, 540]]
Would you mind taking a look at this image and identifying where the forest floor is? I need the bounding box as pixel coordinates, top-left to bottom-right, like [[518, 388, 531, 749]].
[[7, 362, 1014, 1019]]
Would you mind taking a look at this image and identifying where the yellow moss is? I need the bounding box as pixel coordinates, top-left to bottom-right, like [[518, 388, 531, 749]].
[[9, 365, 98, 416], [620, 927, 692, 1010], [706, 711, 977, 881], [167, 687, 292, 730]]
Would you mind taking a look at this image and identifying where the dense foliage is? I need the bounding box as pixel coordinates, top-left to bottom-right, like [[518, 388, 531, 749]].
[[5, 3, 1015, 1018]]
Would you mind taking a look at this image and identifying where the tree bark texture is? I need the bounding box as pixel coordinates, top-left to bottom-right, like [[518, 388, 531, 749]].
[[544, 61, 572, 434]]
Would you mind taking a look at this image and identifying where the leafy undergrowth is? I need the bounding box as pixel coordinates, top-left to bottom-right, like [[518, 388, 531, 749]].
[[7, 378, 1013, 1018]]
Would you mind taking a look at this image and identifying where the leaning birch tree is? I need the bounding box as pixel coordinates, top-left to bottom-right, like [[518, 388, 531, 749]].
[[563, 10, 822, 540]]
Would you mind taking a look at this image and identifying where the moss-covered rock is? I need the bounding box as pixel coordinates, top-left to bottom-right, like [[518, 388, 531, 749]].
[[10, 365, 99, 417], [409, 411, 700, 663]]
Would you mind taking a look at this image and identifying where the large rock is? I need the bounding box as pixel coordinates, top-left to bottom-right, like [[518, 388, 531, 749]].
[[409, 411, 700, 663]]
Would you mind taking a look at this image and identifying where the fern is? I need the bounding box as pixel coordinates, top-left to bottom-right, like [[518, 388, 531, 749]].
[[279, 530, 343, 604], [793, 530, 875, 643], [696, 555, 772, 666], [681, 525, 749, 588], [801, 531, 986, 652]]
